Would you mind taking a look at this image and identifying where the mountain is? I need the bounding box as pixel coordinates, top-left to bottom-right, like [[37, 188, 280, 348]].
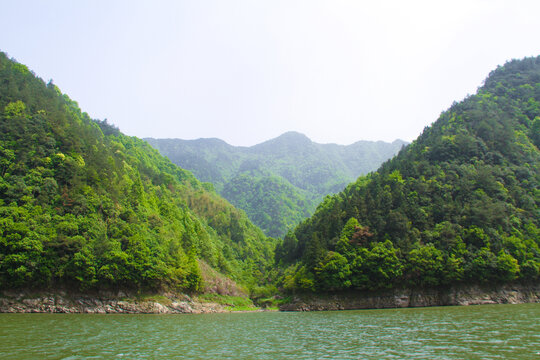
[[145, 133, 406, 237], [275, 56, 540, 292], [0, 52, 275, 293]]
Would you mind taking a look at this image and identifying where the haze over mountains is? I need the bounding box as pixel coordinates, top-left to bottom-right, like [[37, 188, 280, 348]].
[[145, 133, 406, 237]]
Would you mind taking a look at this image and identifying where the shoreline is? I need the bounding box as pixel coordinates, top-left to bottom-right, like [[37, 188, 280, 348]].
[[1, 282, 538, 314], [0, 291, 265, 314], [279, 283, 540, 311]]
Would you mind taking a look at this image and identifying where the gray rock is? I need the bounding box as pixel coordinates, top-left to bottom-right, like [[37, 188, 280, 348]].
[[280, 283, 540, 311]]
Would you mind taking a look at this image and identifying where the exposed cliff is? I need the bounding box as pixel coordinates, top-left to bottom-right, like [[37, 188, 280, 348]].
[[0, 290, 248, 314], [280, 283, 540, 311]]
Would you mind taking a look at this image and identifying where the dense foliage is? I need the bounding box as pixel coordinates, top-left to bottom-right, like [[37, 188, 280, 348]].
[[0, 52, 275, 292], [276, 56, 540, 292], [223, 171, 313, 238], [146, 133, 405, 237]]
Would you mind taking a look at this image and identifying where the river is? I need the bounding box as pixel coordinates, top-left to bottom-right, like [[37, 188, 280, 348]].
[[1, 303, 538, 359]]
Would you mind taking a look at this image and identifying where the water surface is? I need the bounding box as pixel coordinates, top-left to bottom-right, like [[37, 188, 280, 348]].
[[1, 303, 538, 359]]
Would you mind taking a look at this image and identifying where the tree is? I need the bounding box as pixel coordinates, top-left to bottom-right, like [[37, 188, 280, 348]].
[[406, 244, 444, 287], [4, 100, 26, 118], [314, 251, 351, 291], [495, 251, 519, 282], [363, 241, 403, 290]]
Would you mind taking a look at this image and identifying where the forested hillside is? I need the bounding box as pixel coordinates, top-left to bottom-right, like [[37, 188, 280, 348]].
[[146, 133, 405, 237], [3, 50, 537, 301], [0, 52, 275, 293], [276, 56, 540, 292]]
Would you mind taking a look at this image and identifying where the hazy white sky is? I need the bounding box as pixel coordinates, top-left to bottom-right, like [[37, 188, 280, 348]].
[[1, 0, 539, 146]]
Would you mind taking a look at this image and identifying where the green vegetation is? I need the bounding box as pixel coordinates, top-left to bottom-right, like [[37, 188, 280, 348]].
[[146, 133, 405, 238], [1, 51, 538, 303], [0, 52, 276, 294], [133, 294, 173, 306], [223, 171, 313, 239], [197, 293, 256, 311], [276, 56, 540, 292]]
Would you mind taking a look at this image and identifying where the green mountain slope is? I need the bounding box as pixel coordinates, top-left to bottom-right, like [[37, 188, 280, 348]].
[[276, 56, 540, 292], [145, 133, 405, 237], [0, 52, 275, 293]]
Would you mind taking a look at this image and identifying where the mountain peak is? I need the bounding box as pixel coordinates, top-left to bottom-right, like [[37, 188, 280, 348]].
[[254, 131, 312, 150], [278, 131, 310, 140]]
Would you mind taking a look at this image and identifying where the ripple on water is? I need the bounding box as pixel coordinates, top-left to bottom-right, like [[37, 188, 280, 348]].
[[0, 304, 539, 359]]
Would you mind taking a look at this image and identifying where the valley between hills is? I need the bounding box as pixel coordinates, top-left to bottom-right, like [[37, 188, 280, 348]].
[[145, 133, 406, 238], [0, 52, 539, 312]]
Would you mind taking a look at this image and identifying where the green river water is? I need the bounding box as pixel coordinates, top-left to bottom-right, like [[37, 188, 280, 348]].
[[0, 303, 538, 359]]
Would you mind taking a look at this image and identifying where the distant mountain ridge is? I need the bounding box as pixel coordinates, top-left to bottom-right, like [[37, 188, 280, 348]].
[[145, 133, 406, 237]]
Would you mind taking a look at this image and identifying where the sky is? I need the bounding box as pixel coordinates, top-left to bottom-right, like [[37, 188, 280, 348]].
[[1, 1, 540, 146]]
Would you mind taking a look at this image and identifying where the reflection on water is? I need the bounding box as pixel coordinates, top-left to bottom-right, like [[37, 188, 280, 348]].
[[0, 303, 539, 359]]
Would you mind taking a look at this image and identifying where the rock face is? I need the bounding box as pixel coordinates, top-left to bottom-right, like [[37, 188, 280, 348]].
[[2, 283, 537, 313], [279, 283, 540, 311], [0, 291, 228, 314]]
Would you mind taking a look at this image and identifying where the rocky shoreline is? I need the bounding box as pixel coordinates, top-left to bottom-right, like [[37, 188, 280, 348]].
[[279, 283, 540, 311], [0, 291, 231, 314], [2, 283, 538, 314]]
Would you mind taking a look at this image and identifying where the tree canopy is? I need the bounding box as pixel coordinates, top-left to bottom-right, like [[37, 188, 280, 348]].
[[145, 133, 405, 238], [277, 56, 540, 292], [0, 52, 276, 293]]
